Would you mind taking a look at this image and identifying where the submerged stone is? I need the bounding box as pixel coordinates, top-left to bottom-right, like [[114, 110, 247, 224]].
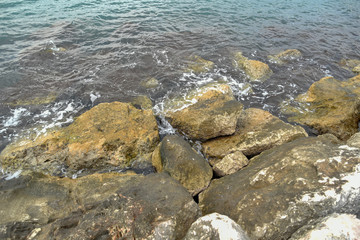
[[339, 58, 360, 72], [159, 135, 213, 196], [202, 108, 307, 160], [130, 95, 153, 110], [268, 49, 302, 65], [0, 102, 160, 175], [141, 77, 159, 89], [165, 82, 243, 141], [199, 135, 360, 239], [9, 92, 58, 106], [234, 52, 273, 81], [0, 172, 200, 240], [281, 76, 360, 140], [186, 55, 214, 74]]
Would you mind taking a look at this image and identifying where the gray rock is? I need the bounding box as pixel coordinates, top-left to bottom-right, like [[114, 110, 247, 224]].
[[199, 135, 360, 239], [160, 135, 213, 196], [212, 151, 249, 177], [290, 213, 360, 240], [347, 132, 360, 148], [184, 213, 250, 240], [0, 172, 200, 240]]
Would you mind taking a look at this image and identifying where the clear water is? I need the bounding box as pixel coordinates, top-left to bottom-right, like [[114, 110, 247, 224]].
[[1, 0, 360, 154]]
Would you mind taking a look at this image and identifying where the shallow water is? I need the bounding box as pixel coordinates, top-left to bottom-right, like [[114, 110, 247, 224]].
[[1, 0, 360, 164]]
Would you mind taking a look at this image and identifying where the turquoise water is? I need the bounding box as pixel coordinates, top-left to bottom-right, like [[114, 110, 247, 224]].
[[0, 0, 360, 152]]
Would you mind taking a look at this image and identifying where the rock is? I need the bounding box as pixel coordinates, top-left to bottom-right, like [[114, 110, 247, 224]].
[[202, 108, 308, 161], [130, 95, 153, 110], [9, 92, 58, 106], [160, 135, 213, 196], [339, 58, 360, 72], [141, 77, 159, 89], [165, 83, 243, 141], [151, 142, 163, 172], [186, 55, 214, 74], [199, 135, 360, 240], [0, 172, 201, 240], [282, 76, 360, 140], [212, 151, 249, 177], [268, 49, 302, 65], [347, 132, 360, 148], [0, 102, 160, 175], [234, 52, 273, 81], [184, 213, 250, 240], [289, 213, 360, 240], [353, 64, 360, 74]]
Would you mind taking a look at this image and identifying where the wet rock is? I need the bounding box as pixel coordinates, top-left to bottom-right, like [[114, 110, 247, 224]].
[[165, 82, 243, 141], [212, 151, 249, 177], [184, 213, 250, 240], [186, 55, 214, 74], [202, 108, 307, 161], [159, 135, 213, 196], [282, 76, 360, 140], [0, 172, 200, 240], [353, 64, 360, 74], [0, 102, 160, 175], [199, 135, 360, 240], [9, 92, 58, 106], [347, 132, 360, 148], [130, 95, 153, 110], [234, 52, 273, 81], [289, 213, 360, 240], [141, 77, 159, 89], [339, 58, 360, 73], [268, 49, 302, 65]]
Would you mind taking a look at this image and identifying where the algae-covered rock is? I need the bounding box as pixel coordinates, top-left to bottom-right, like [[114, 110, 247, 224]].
[[282, 76, 360, 140], [289, 213, 360, 240], [202, 108, 307, 161], [165, 83, 243, 141], [9, 92, 58, 106], [212, 151, 249, 177], [339, 58, 360, 72], [0, 172, 200, 240], [160, 135, 213, 196], [268, 49, 302, 65], [141, 77, 159, 89], [199, 135, 360, 239], [130, 95, 153, 110], [234, 52, 273, 81], [0, 102, 160, 175], [186, 55, 214, 74], [184, 213, 250, 240]]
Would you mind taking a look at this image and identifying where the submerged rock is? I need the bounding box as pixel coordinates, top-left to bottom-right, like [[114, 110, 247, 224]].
[[202, 108, 307, 161], [0, 172, 200, 240], [130, 95, 153, 110], [281, 76, 360, 140], [199, 135, 360, 239], [234, 52, 273, 81], [184, 213, 250, 240], [339, 58, 360, 73], [289, 213, 360, 240], [186, 55, 214, 74], [0, 102, 160, 175], [9, 92, 58, 106], [165, 83, 243, 141], [159, 135, 213, 196], [268, 49, 302, 65], [141, 77, 159, 89]]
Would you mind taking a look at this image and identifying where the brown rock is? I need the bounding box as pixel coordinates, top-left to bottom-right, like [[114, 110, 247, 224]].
[[268, 49, 302, 65], [339, 58, 360, 72], [234, 52, 273, 81], [212, 151, 249, 177], [0, 102, 160, 175], [202, 108, 308, 160], [283, 76, 360, 140]]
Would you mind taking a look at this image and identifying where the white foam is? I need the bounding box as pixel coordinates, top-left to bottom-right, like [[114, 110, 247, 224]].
[[90, 92, 101, 105], [4, 170, 22, 180], [3, 108, 30, 127]]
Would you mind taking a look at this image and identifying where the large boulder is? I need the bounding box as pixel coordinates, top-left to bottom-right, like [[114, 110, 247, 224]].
[[159, 135, 213, 196], [184, 213, 250, 240], [0, 172, 200, 240], [289, 213, 360, 240], [281, 76, 360, 140], [199, 134, 360, 239], [234, 52, 273, 81], [0, 102, 160, 175], [202, 108, 308, 161], [268, 49, 302, 65], [165, 83, 243, 141]]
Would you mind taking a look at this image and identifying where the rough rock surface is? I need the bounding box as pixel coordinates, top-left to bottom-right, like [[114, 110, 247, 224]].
[[0, 102, 160, 175], [268, 49, 302, 65], [130, 95, 153, 110], [281, 76, 360, 140], [0, 172, 200, 240], [347, 132, 360, 148], [184, 213, 250, 240], [212, 151, 249, 177], [202, 108, 307, 161], [159, 135, 213, 196], [186, 55, 214, 74], [290, 213, 360, 240], [234, 52, 273, 81], [339, 58, 360, 73], [165, 83, 243, 141], [199, 135, 360, 240]]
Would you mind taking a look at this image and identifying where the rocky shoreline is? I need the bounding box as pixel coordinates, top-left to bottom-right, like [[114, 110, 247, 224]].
[[1, 50, 360, 239]]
